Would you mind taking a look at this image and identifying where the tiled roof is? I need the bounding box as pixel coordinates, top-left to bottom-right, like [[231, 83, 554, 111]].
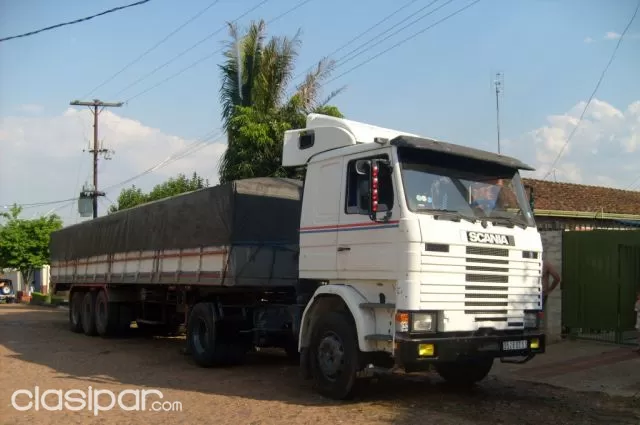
[[522, 178, 640, 215]]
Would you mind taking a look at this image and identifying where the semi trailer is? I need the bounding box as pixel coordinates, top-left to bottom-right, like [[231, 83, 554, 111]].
[[51, 113, 546, 400]]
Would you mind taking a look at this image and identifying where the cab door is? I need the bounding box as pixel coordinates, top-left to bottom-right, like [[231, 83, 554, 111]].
[[336, 150, 400, 281]]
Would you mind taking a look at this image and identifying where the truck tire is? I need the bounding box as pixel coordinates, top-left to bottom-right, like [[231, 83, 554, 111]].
[[69, 291, 84, 333], [309, 311, 360, 400], [187, 302, 245, 367], [81, 291, 98, 336], [435, 357, 494, 386], [94, 290, 120, 337]]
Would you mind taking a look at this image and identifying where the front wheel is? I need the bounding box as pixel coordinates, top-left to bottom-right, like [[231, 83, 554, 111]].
[[435, 357, 494, 386], [309, 311, 361, 400]]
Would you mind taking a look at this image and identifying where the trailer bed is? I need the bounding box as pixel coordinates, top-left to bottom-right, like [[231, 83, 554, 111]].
[[50, 177, 303, 289]]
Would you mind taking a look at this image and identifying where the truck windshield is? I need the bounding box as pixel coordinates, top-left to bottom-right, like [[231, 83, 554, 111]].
[[397, 147, 536, 228]]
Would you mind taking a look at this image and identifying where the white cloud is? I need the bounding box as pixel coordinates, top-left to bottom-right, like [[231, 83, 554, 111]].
[[584, 36, 594, 44], [602, 31, 640, 41], [0, 108, 226, 226], [507, 99, 640, 188], [604, 31, 621, 40]]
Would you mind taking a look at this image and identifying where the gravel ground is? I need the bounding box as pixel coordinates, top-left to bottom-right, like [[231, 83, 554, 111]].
[[1, 304, 638, 425]]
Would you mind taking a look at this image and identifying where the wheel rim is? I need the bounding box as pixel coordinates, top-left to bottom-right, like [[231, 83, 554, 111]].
[[317, 331, 345, 381], [191, 318, 210, 355]]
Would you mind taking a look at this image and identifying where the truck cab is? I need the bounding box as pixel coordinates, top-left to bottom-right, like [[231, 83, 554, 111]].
[[285, 114, 545, 399]]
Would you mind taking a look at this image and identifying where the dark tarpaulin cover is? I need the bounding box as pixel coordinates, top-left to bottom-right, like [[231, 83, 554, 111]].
[[49, 177, 303, 261]]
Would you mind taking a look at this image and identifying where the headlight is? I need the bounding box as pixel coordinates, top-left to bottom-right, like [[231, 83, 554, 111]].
[[412, 312, 436, 332], [524, 312, 538, 328], [1, 285, 10, 295]]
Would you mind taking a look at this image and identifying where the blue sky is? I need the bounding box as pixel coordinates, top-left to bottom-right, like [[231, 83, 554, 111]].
[[1, 0, 639, 224]]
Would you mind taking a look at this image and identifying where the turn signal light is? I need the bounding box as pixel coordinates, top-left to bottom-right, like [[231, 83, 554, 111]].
[[418, 344, 435, 357]]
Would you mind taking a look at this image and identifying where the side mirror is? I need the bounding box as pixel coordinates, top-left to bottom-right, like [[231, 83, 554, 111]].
[[355, 159, 371, 175], [524, 184, 535, 211]]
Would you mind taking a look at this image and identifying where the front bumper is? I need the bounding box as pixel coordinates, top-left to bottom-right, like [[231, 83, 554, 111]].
[[395, 331, 546, 369]]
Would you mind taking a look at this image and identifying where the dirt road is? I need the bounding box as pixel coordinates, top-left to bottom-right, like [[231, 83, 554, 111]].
[[1, 304, 638, 424]]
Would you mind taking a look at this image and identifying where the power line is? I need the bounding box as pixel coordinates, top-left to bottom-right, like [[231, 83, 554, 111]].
[[330, 0, 449, 73], [3, 128, 223, 210], [541, 0, 639, 181], [2, 198, 79, 209], [0, 0, 153, 43], [111, 0, 272, 99], [5, 0, 480, 209], [80, 0, 222, 99], [109, 1, 479, 190], [121, 0, 316, 103], [324, 0, 483, 85], [290, 0, 423, 82], [101, 128, 224, 193]]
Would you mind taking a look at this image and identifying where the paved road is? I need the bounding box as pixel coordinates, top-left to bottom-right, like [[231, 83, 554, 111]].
[[1, 304, 638, 425]]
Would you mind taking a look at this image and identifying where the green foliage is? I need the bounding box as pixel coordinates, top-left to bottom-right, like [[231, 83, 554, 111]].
[[0, 204, 63, 280], [221, 105, 344, 182], [30, 292, 51, 305], [218, 19, 346, 184], [109, 172, 209, 213]]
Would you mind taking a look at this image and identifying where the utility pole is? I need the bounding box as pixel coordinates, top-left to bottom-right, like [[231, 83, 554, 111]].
[[70, 99, 122, 218], [493, 72, 503, 154]]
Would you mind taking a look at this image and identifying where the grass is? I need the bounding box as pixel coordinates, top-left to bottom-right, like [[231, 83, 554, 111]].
[[29, 292, 67, 307]]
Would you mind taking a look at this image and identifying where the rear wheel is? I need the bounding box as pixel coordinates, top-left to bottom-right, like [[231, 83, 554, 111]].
[[309, 311, 361, 400], [186, 302, 246, 367], [69, 291, 83, 333], [435, 357, 494, 386], [81, 291, 97, 336], [95, 290, 121, 337]]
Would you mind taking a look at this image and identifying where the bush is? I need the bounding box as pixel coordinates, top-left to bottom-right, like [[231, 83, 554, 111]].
[[30, 292, 51, 305], [51, 294, 66, 306]]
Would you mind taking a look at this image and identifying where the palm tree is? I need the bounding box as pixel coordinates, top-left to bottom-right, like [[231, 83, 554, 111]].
[[217, 19, 345, 183]]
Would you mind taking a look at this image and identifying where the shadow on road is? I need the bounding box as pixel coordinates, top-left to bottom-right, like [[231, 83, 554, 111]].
[[1, 305, 638, 424]]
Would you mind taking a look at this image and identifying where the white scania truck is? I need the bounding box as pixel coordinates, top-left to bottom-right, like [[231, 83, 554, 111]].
[[51, 114, 545, 400]]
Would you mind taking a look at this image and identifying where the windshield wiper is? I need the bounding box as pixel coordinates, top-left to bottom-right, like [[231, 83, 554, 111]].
[[488, 213, 528, 230], [414, 208, 478, 224]]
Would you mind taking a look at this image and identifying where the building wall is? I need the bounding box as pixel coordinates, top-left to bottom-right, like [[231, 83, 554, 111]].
[[540, 230, 563, 343]]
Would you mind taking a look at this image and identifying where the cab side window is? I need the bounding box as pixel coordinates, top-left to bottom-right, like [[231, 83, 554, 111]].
[[345, 157, 394, 214]]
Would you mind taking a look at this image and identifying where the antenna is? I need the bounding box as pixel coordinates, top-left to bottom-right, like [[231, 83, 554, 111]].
[[493, 72, 504, 154]]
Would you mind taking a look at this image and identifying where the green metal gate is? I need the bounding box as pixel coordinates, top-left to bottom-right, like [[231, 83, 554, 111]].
[[562, 230, 640, 345]]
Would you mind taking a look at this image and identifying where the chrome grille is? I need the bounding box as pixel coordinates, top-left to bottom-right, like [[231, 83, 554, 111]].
[[464, 245, 511, 319], [466, 246, 508, 257]]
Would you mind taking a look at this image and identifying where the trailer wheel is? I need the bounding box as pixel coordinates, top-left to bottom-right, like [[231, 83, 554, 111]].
[[187, 302, 244, 367], [309, 311, 360, 400], [81, 291, 98, 336], [69, 291, 84, 333], [435, 358, 494, 386], [95, 290, 121, 337]]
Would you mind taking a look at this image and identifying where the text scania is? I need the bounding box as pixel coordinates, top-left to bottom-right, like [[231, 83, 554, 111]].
[[11, 386, 182, 416], [467, 231, 511, 245]]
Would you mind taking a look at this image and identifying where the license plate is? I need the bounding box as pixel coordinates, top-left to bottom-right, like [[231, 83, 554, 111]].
[[502, 340, 527, 351]]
